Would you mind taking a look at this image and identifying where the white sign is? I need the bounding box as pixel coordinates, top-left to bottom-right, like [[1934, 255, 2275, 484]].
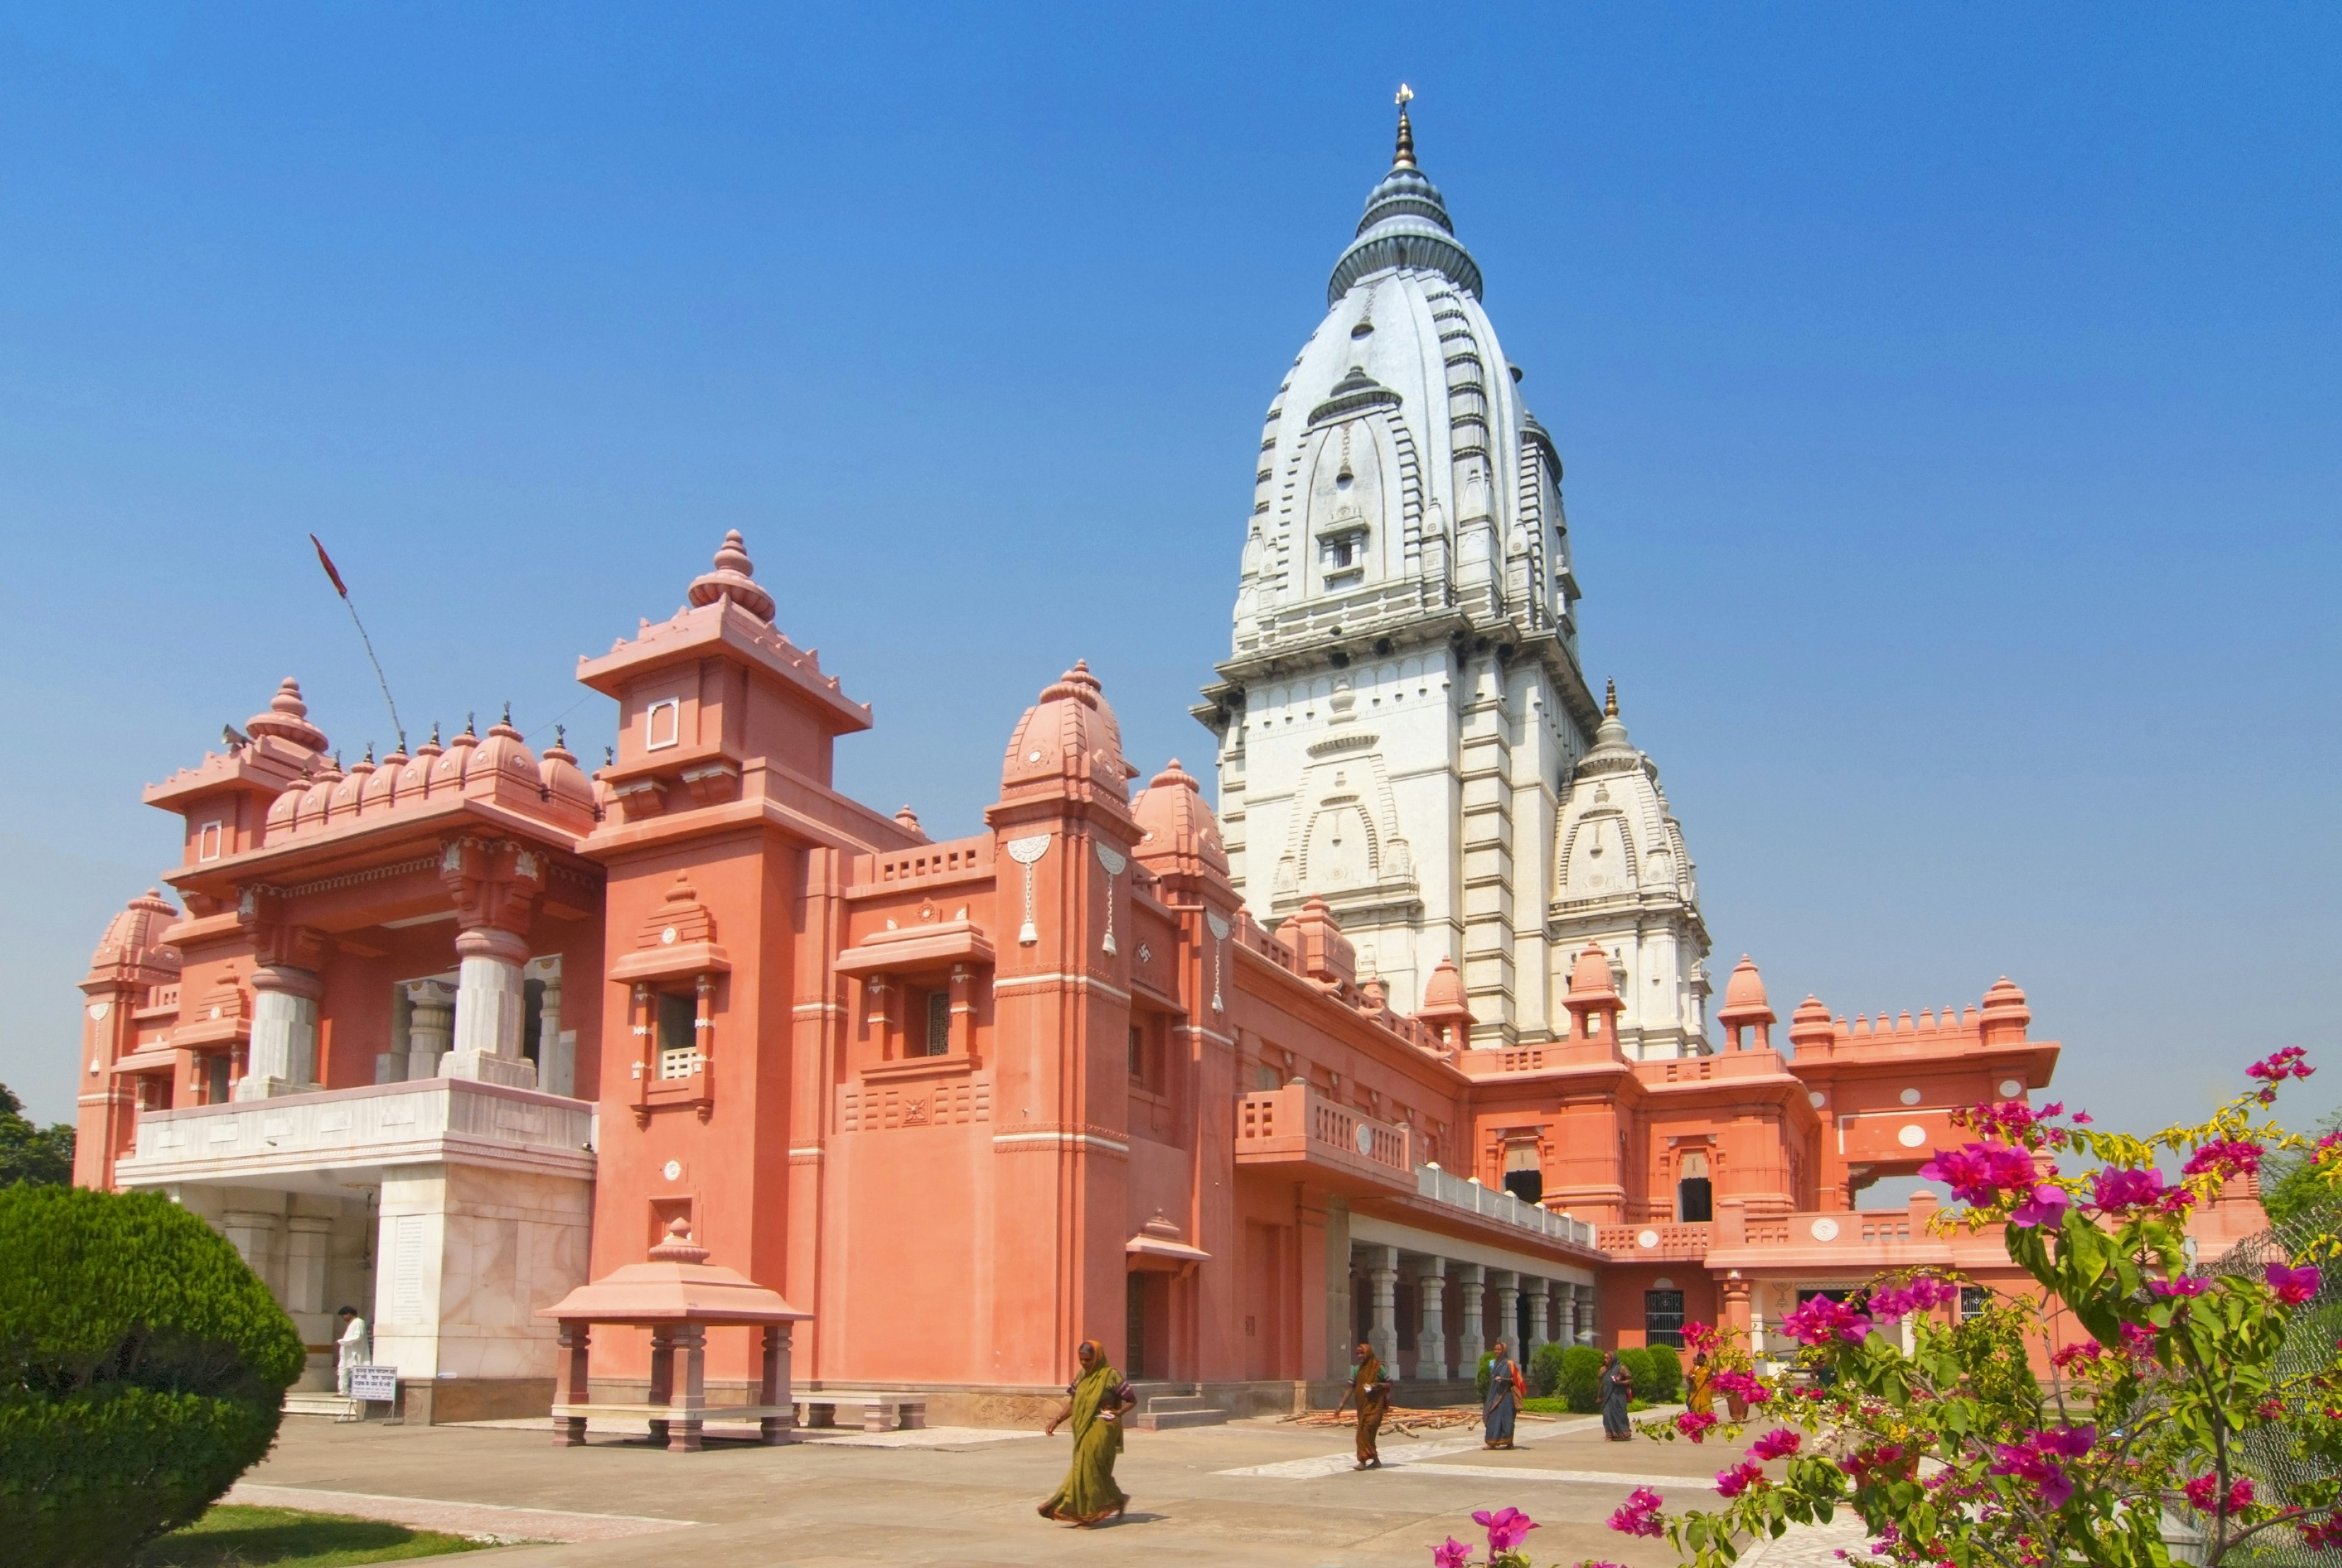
[[349, 1366, 399, 1402]]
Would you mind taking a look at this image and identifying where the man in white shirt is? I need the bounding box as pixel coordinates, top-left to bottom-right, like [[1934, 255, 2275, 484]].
[[334, 1306, 371, 1397]]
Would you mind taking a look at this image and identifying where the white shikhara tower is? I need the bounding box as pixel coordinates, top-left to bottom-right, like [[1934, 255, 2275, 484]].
[[1197, 98, 1713, 1054]]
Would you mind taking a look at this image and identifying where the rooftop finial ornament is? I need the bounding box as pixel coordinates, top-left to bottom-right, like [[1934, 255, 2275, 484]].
[[1392, 82, 1416, 170], [1604, 677, 1618, 718]]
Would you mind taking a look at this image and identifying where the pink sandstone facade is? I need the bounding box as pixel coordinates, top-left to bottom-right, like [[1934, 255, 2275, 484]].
[[73, 529, 2266, 1425]]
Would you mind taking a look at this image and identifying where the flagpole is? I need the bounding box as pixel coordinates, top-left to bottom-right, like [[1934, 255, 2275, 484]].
[[309, 534, 407, 751]]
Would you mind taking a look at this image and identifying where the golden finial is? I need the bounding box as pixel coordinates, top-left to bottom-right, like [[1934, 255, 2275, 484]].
[[1604, 678, 1618, 718], [1393, 83, 1417, 170]]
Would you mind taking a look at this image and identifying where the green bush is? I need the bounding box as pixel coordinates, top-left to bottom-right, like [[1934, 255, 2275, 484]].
[[1619, 1346, 1656, 1401], [1643, 1343, 1683, 1402], [1473, 1349, 1494, 1400], [1527, 1341, 1568, 1398], [0, 1186, 305, 1567], [1558, 1344, 1603, 1412]]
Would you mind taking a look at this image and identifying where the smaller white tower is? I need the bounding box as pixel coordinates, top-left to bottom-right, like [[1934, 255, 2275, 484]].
[[1549, 682, 1711, 1058]]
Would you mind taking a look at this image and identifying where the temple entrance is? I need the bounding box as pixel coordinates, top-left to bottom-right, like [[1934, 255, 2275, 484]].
[[1502, 1142, 1544, 1205], [1677, 1151, 1712, 1222]]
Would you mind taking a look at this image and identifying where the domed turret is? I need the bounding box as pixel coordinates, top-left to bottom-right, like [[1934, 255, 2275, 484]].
[[1326, 89, 1483, 304], [998, 660, 1138, 807], [362, 743, 404, 813], [88, 889, 180, 975], [1716, 955, 1777, 1051], [1979, 977, 2031, 1047], [1561, 940, 1626, 1050], [1788, 995, 1835, 1054], [686, 529, 776, 624], [539, 727, 597, 823], [1414, 955, 1474, 1052], [245, 677, 327, 754], [468, 705, 541, 797], [1131, 759, 1231, 884]]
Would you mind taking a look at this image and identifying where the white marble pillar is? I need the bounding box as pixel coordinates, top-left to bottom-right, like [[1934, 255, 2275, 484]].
[[443, 928, 537, 1088], [535, 972, 573, 1098], [1492, 1270, 1520, 1358], [1577, 1282, 1598, 1344], [1455, 1264, 1487, 1370], [1524, 1278, 1551, 1355], [404, 979, 456, 1083], [1416, 1259, 1449, 1380], [1365, 1245, 1399, 1370], [1558, 1283, 1578, 1347], [284, 1215, 334, 1318], [237, 965, 321, 1100], [221, 1208, 284, 1296]]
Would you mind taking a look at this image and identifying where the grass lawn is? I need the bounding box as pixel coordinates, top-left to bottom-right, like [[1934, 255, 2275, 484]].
[[1521, 1395, 1655, 1414], [135, 1505, 493, 1567]]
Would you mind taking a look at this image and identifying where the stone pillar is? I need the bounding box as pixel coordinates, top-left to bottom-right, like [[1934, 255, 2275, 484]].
[[554, 1322, 590, 1446], [1577, 1282, 1598, 1345], [535, 971, 572, 1098], [1492, 1270, 1520, 1358], [1558, 1281, 1578, 1347], [238, 965, 321, 1100], [444, 928, 537, 1088], [1455, 1264, 1487, 1371], [404, 979, 456, 1084], [1523, 1278, 1551, 1355], [221, 1208, 284, 1297], [1415, 1259, 1449, 1381], [670, 1324, 706, 1453], [646, 1326, 675, 1449], [284, 1215, 334, 1319], [1364, 1245, 1399, 1369], [759, 1324, 795, 1445]]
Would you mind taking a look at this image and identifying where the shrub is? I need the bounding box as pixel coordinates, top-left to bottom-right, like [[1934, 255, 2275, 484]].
[[1619, 1345, 1656, 1400], [1474, 1348, 1494, 1400], [0, 1084, 74, 1189], [1528, 1340, 1568, 1397], [1558, 1344, 1603, 1412], [0, 1186, 305, 1567], [1642, 1342, 1683, 1402]]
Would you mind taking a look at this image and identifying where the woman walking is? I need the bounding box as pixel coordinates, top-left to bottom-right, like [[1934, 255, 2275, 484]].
[[1600, 1348, 1633, 1441], [1685, 1350, 1713, 1418], [1333, 1341, 1391, 1469], [1483, 1339, 1522, 1450], [1039, 1339, 1134, 1527]]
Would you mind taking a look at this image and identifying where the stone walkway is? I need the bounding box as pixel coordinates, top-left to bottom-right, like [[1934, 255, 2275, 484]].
[[223, 1483, 693, 1542]]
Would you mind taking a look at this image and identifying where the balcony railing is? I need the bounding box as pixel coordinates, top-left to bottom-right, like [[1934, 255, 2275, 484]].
[[1417, 1165, 1598, 1249], [1234, 1083, 1411, 1190], [1600, 1222, 1716, 1261]]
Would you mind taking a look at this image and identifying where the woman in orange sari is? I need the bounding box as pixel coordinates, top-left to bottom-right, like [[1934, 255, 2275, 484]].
[[1039, 1339, 1134, 1527]]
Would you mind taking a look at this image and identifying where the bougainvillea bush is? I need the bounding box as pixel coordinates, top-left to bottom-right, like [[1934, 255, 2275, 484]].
[[0, 1186, 306, 1567], [1428, 1048, 2342, 1568]]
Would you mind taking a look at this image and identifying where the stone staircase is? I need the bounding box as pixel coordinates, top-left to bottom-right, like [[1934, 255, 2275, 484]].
[[282, 1390, 367, 1420], [1128, 1386, 1228, 1431]]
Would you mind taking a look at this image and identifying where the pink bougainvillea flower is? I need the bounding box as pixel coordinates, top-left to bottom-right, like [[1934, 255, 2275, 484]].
[[1432, 1538, 1472, 1568], [1713, 1369, 1770, 1404], [1716, 1460, 1766, 1498], [2247, 1047, 2313, 1084], [2184, 1474, 2219, 1511], [2182, 1140, 2265, 1180], [1471, 1506, 1538, 1555], [1750, 1428, 1802, 1461], [2050, 1341, 2103, 1371], [1676, 1410, 1718, 1442], [1989, 1439, 2076, 1509], [2120, 1322, 2158, 1355], [2089, 1166, 2166, 1213], [1782, 1296, 1873, 1346], [2150, 1276, 2210, 1298], [2011, 1182, 2072, 1229], [2266, 1262, 2322, 1305], [1608, 1487, 1666, 1538], [1918, 1142, 2040, 1205], [2035, 1425, 2096, 1458], [2301, 1516, 2342, 1550]]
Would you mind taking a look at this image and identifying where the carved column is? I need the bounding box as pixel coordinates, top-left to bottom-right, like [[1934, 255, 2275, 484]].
[[404, 979, 456, 1083], [759, 1324, 795, 1446], [1558, 1281, 1579, 1346], [1365, 1245, 1399, 1370], [1523, 1278, 1551, 1355], [1492, 1269, 1520, 1357], [440, 837, 543, 1087], [1415, 1258, 1449, 1380], [221, 1208, 284, 1296], [554, 1323, 590, 1446], [284, 1215, 334, 1319], [238, 964, 323, 1100], [1455, 1263, 1487, 1370], [535, 967, 571, 1097], [669, 1323, 707, 1453]]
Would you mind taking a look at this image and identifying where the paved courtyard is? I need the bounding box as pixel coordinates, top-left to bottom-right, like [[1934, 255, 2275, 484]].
[[231, 1408, 1861, 1567]]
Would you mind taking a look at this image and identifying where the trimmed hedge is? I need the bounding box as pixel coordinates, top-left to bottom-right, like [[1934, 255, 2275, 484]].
[[0, 1185, 305, 1567], [1474, 1348, 1494, 1401], [1619, 1346, 1656, 1402], [1642, 1343, 1684, 1402], [1558, 1344, 1603, 1412], [1527, 1341, 1568, 1398]]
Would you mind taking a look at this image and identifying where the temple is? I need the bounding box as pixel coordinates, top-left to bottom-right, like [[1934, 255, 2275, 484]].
[[66, 102, 2255, 1428]]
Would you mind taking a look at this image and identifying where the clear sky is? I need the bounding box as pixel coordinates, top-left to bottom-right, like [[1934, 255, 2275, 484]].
[[2, 4, 2335, 1147]]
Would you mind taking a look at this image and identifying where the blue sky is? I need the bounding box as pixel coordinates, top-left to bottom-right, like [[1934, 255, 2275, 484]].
[[2, 4, 2335, 1146]]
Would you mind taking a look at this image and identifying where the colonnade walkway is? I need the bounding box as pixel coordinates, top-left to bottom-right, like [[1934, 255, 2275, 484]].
[[230, 1403, 1861, 1566]]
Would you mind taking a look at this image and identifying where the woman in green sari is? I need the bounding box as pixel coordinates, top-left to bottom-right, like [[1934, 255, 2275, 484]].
[[1039, 1339, 1134, 1527]]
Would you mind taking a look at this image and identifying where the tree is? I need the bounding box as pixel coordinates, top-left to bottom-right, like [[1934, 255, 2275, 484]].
[[0, 1184, 306, 1567], [0, 1084, 74, 1188], [1611, 1046, 2342, 1568]]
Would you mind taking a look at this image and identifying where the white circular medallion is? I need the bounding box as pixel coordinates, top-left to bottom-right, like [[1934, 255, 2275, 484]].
[[1998, 1078, 2024, 1098], [661, 926, 678, 945], [1810, 1217, 1840, 1242], [87, 1001, 109, 1020], [662, 1159, 682, 1182], [1354, 1123, 1374, 1156], [1808, 1090, 1826, 1109], [1897, 1124, 1928, 1148], [1899, 1087, 1922, 1106], [1027, 750, 1042, 763], [1637, 1229, 1660, 1249]]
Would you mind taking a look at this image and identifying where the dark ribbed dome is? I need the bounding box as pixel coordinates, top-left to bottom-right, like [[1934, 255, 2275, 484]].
[[1326, 107, 1483, 304]]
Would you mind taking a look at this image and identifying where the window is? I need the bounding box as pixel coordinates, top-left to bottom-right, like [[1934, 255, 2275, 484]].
[[1503, 1143, 1544, 1205], [656, 991, 700, 1078], [1677, 1151, 1713, 1223], [644, 696, 682, 751], [197, 820, 224, 862], [1960, 1286, 1989, 1320], [923, 990, 950, 1057], [1644, 1289, 1685, 1348], [1319, 529, 1366, 581]]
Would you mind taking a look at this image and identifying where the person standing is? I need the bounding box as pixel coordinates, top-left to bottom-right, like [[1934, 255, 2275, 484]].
[[1600, 1348, 1634, 1441], [334, 1306, 370, 1398], [1039, 1339, 1134, 1527], [1686, 1350, 1713, 1418], [1483, 1339, 1522, 1450], [1333, 1341, 1391, 1469]]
